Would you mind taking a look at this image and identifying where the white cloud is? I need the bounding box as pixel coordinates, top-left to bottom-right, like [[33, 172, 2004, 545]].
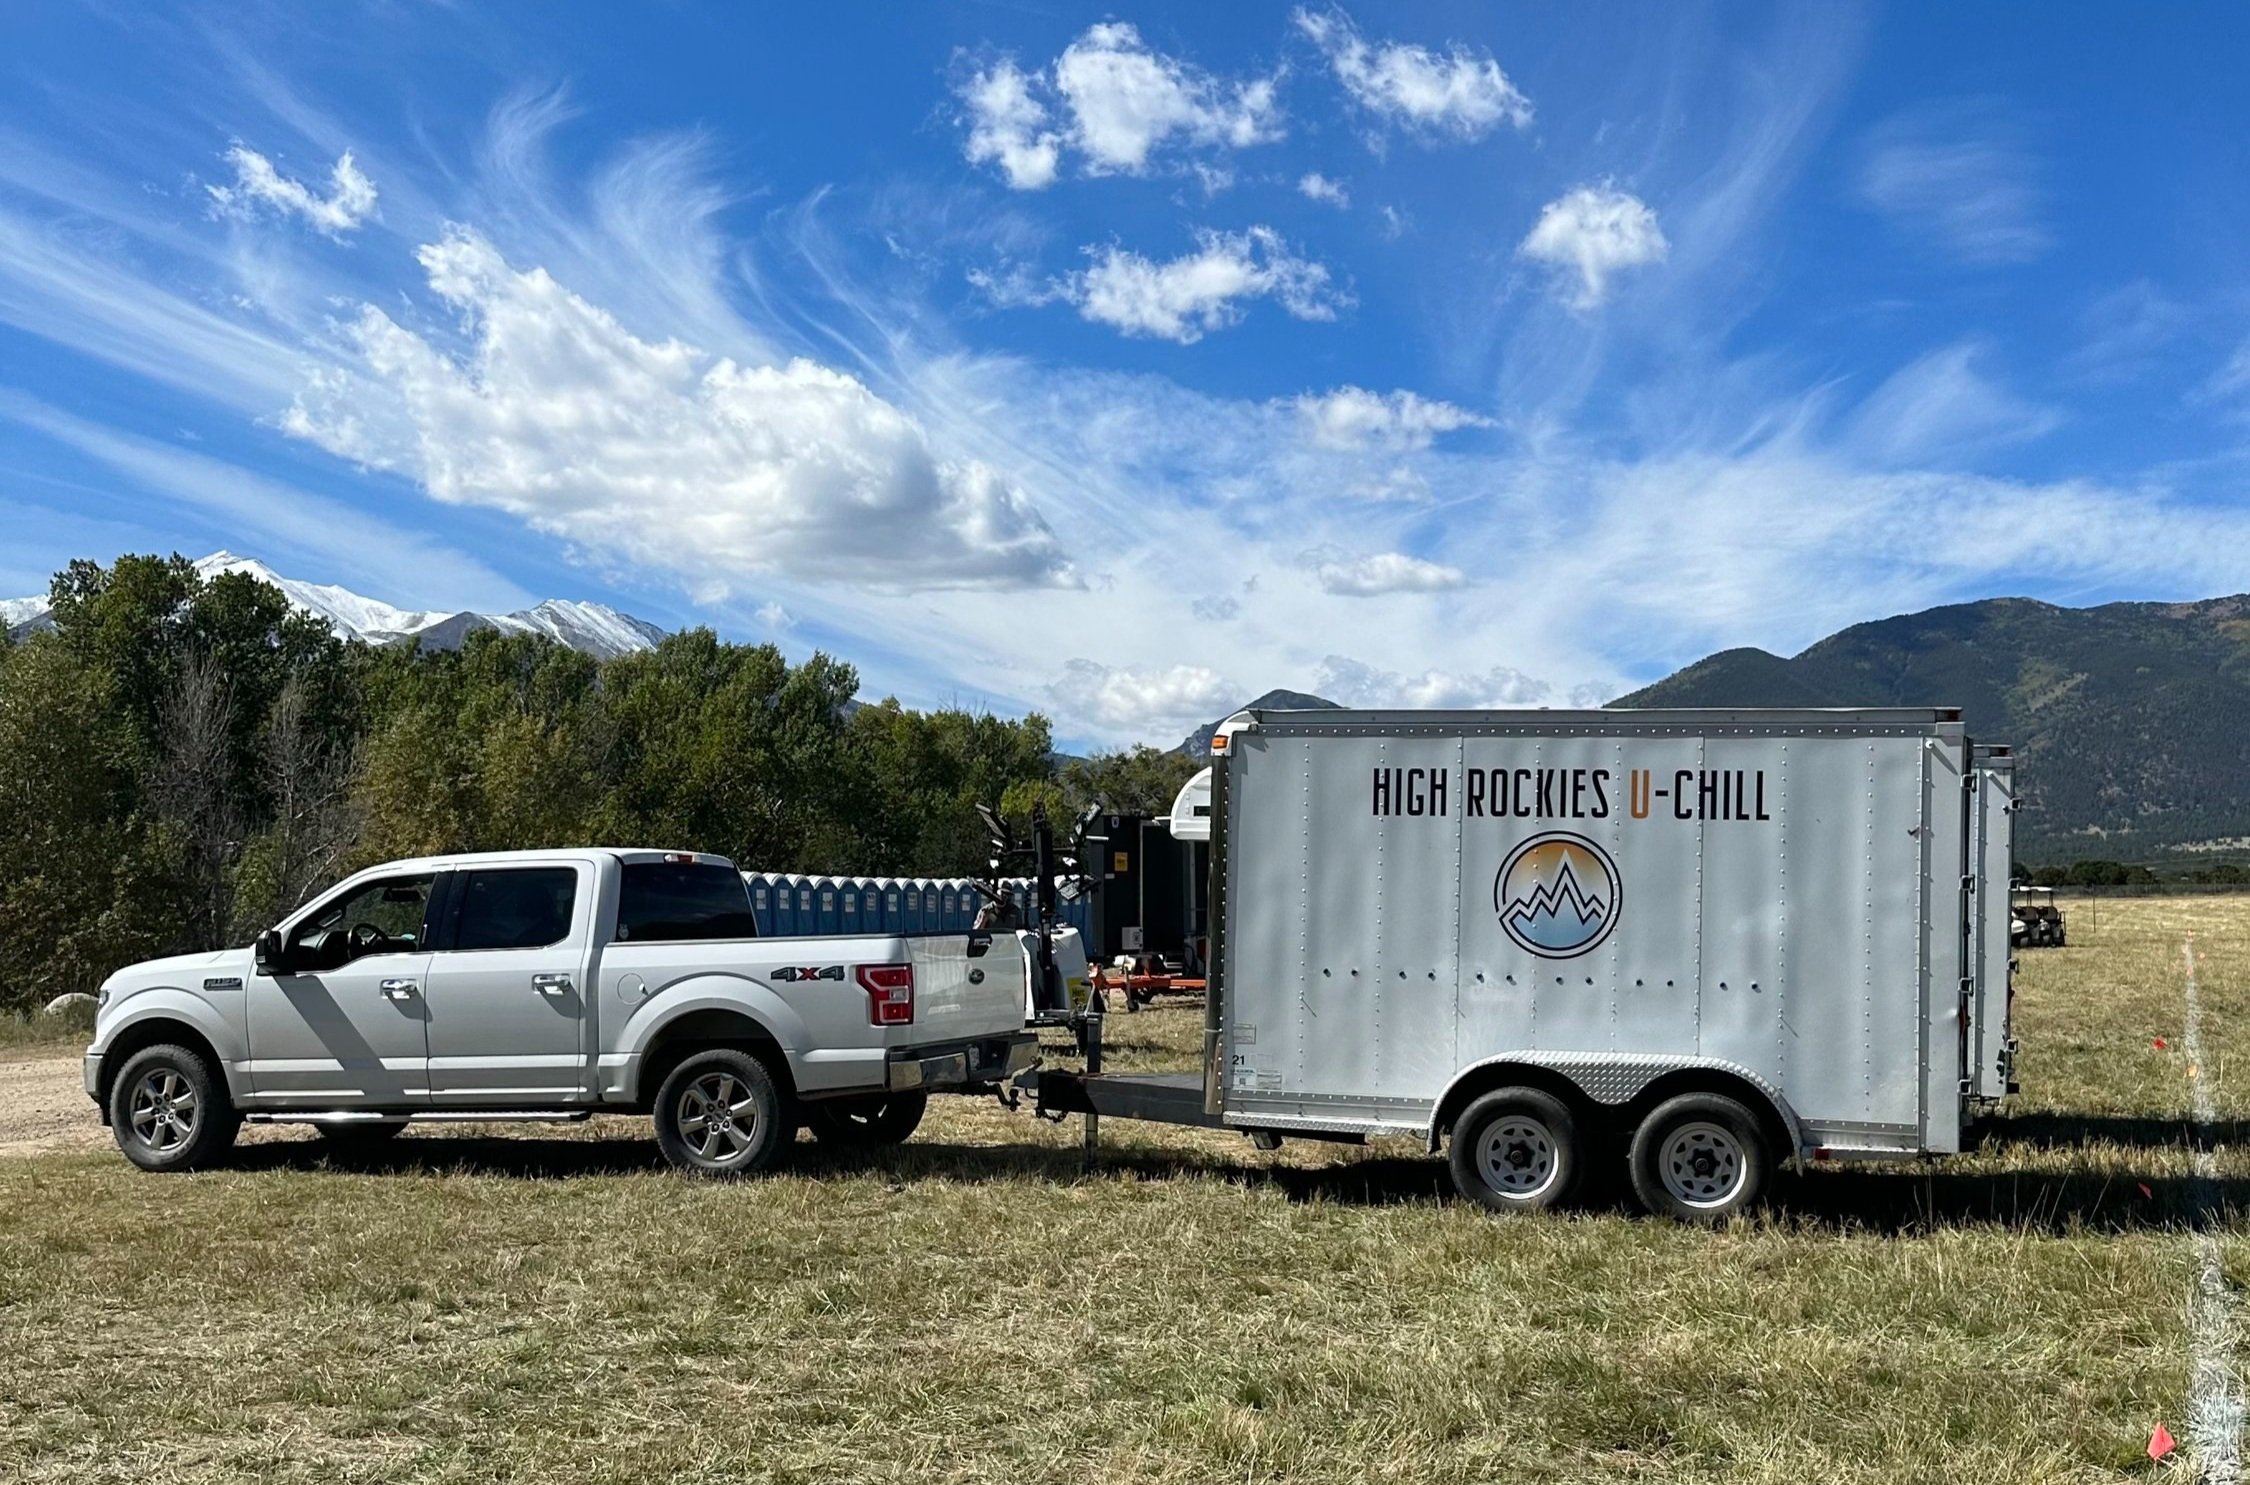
[[1298, 172, 1349, 207], [1518, 184, 1667, 309], [1858, 103, 2049, 265], [959, 59, 1060, 190], [1848, 341, 2060, 464], [1294, 7, 1531, 140], [1293, 385, 1489, 451], [957, 24, 1283, 188], [1310, 550, 1465, 596], [1046, 659, 1235, 730], [1063, 227, 1344, 343], [284, 229, 1071, 596], [206, 144, 377, 235], [1314, 655, 1562, 709], [1190, 594, 1240, 621]]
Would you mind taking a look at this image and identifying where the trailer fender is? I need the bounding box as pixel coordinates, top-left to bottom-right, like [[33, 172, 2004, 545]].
[[1428, 1052, 1804, 1158]]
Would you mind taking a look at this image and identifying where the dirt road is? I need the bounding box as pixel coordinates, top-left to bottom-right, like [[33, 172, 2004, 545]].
[[0, 1052, 103, 1157]]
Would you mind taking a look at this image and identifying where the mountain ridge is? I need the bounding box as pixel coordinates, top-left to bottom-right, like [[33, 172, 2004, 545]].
[[1613, 591, 2250, 859], [4, 552, 666, 661]]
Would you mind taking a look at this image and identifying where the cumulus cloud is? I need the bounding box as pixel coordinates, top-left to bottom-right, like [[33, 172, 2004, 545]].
[[1046, 658, 1235, 730], [959, 59, 1060, 190], [1858, 102, 2050, 265], [1294, 7, 1531, 140], [1293, 385, 1489, 451], [284, 229, 1070, 595], [1309, 550, 1466, 596], [1298, 172, 1349, 207], [207, 144, 378, 235], [1518, 184, 1667, 308], [1314, 655, 1565, 709], [1056, 227, 1344, 343], [956, 24, 1282, 188]]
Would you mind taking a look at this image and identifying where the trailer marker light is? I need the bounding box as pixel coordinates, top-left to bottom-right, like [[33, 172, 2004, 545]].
[[1810, 1147, 1833, 1162], [856, 963, 915, 1026]]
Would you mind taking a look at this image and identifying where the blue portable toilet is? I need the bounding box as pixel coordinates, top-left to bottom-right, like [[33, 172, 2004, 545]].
[[744, 872, 775, 937], [775, 874, 804, 937], [899, 878, 923, 936], [938, 883, 957, 929], [810, 877, 837, 936], [839, 877, 862, 934], [879, 877, 903, 933], [794, 877, 816, 936]]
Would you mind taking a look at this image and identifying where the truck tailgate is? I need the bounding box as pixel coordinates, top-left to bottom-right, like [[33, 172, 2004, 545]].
[[906, 934, 1027, 1039]]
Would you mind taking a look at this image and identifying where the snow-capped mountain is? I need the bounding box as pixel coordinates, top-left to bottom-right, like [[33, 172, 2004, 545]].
[[4, 552, 666, 661]]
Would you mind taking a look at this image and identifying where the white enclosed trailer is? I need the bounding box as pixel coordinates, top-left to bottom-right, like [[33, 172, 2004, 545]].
[[1037, 707, 2015, 1220]]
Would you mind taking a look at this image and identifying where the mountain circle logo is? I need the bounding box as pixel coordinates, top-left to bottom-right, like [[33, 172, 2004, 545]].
[[1493, 832, 1621, 959]]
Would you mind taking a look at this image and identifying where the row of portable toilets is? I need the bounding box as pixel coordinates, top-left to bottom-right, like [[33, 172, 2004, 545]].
[[740, 872, 1093, 941]]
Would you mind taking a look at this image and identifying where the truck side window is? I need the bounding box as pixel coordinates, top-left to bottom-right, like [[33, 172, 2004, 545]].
[[451, 867, 578, 952], [291, 873, 436, 967], [618, 863, 758, 943]]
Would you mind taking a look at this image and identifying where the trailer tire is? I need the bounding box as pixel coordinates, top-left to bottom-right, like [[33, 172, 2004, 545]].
[[1628, 1092, 1769, 1223], [1448, 1087, 1581, 1213], [652, 1049, 787, 1176], [803, 1091, 927, 1147]]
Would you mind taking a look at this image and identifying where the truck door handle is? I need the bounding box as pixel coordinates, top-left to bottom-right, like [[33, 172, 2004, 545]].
[[379, 979, 420, 1000], [532, 973, 574, 996]]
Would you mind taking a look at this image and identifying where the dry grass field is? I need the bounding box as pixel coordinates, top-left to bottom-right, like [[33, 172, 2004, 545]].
[[2, 895, 2247, 1483]]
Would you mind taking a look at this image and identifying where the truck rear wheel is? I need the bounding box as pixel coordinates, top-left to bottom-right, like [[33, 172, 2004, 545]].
[[653, 1049, 786, 1176], [1447, 1087, 1581, 1213], [803, 1091, 927, 1146], [1627, 1092, 1769, 1223], [107, 1043, 238, 1173]]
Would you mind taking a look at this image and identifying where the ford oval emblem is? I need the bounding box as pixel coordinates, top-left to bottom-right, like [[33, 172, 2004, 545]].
[[967, 968, 985, 984]]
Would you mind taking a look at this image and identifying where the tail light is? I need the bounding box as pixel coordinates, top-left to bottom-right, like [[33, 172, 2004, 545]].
[[855, 963, 914, 1026]]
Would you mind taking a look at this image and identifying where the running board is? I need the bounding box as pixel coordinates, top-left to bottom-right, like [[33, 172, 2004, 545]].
[[244, 1110, 597, 1125]]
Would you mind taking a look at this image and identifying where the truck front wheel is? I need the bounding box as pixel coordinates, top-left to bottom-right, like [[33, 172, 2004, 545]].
[[653, 1050, 787, 1176], [1447, 1087, 1581, 1213], [1627, 1092, 1770, 1223], [107, 1043, 239, 1173]]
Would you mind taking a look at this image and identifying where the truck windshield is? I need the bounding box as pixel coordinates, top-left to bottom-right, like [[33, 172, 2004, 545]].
[[618, 863, 759, 942]]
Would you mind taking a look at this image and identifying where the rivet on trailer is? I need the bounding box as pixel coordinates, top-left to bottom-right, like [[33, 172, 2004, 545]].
[[1025, 706, 2017, 1223]]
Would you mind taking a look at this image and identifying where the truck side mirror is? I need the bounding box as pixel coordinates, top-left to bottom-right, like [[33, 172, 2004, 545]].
[[254, 929, 287, 976]]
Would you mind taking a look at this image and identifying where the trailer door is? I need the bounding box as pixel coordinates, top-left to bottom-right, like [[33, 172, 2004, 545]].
[[1967, 749, 2016, 1100]]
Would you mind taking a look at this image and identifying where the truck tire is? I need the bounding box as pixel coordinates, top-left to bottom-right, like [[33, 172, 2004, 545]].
[[803, 1091, 927, 1147], [106, 1043, 238, 1173], [1628, 1092, 1770, 1223], [652, 1049, 787, 1176], [1447, 1087, 1581, 1213]]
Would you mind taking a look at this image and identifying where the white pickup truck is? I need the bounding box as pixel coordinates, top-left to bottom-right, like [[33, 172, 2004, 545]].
[[83, 849, 1033, 1174]]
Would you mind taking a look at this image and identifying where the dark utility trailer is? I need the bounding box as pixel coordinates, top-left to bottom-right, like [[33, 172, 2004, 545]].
[[1034, 707, 2017, 1221]]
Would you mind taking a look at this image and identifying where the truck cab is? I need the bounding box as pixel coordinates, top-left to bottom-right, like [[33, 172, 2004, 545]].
[[85, 848, 1032, 1174]]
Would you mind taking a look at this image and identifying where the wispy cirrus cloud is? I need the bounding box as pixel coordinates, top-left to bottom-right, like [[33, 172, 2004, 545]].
[[1857, 101, 2050, 265]]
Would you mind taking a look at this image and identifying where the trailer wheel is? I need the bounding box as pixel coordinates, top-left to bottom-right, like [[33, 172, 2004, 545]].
[[803, 1091, 927, 1146], [1627, 1092, 1769, 1223], [1447, 1088, 1580, 1213]]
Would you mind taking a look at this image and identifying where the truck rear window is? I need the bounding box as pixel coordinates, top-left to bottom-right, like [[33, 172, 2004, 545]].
[[618, 863, 759, 943]]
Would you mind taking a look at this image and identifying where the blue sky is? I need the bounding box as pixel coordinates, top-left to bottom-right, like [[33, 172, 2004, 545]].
[[6, 3, 2250, 749]]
